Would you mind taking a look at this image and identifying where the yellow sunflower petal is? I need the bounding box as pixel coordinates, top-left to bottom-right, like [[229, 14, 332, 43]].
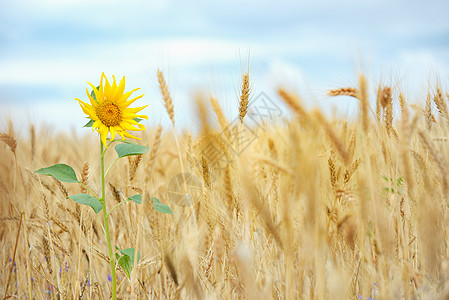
[[116, 130, 126, 140], [98, 125, 109, 147], [77, 100, 97, 120], [117, 88, 140, 104], [120, 119, 145, 129], [120, 122, 142, 131], [92, 120, 102, 131], [115, 76, 126, 100], [88, 82, 104, 104], [110, 75, 122, 101], [122, 112, 148, 120], [122, 94, 144, 107], [122, 131, 141, 140], [124, 105, 148, 113], [102, 73, 112, 100], [77, 97, 95, 111], [120, 117, 139, 125], [112, 75, 117, 90], [110, 126, 116, 141], [85, 88, 98, 107]]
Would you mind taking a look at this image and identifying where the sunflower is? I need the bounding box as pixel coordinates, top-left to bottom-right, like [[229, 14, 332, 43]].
[[76, 73, 148, 147]]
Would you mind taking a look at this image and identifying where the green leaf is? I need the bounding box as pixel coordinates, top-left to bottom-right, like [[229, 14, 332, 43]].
[[83, 119, 94, 128], [133, 118, 143, 123], [124, 195, 173, 213], [153, 203, 173, 214], [90, 85, 100, 103], [115, 247, 140, 278], [150, 197, 160, 204], [118, 247, 139, 259], [35, 164, 79, 183], [115, 143, 149, 158], [116, 254, 131, 278], [149, 197, 173, 214], [68, 194, 102, 214], [128, 194, 142, 204]]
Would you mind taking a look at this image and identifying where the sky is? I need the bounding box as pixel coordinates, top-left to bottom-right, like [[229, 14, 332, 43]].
[[1, 0, 448, 133]]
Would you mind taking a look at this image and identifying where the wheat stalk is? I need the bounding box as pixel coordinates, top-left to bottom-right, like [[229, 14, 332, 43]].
[[418, 130, 448, 195], [314, 110, 350, 165], [146, 125, 163, 179]]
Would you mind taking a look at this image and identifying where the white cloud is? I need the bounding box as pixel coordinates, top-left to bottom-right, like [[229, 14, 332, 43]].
[[1, 0, 448, 132], [0, 38, 252, 85]]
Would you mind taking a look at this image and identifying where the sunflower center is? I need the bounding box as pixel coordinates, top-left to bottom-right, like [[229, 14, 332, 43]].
[[96, 102, 122, 127]]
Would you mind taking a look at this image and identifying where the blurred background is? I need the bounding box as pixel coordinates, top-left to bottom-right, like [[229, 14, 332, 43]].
[[1, 0, 448, 133]]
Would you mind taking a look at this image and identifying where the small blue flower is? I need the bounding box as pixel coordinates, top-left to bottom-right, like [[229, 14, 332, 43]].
[[357, 294, 363, 299], [44, 284, 53, 295], [107, 274, 112, 282]]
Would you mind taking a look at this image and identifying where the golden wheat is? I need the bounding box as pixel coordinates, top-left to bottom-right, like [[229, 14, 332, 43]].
[[1, 75, 448, 299], [238, 72, 250, 124]]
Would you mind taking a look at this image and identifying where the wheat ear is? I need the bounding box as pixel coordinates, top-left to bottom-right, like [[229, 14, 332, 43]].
[[327, 87, 358, 98], [0, 133, 17, 154], [278, 88, 309, 123], [238, 72, 250, 124], [210, 95, 229, 132], [358, 74, 369, 133], [157, 69, 175, 125]]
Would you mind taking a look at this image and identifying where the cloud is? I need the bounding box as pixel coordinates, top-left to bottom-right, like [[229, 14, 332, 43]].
[[0, 0, 448, 132]]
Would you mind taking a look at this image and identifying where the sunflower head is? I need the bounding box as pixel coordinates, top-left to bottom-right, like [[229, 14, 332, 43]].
[[76, 73, 148, 147]]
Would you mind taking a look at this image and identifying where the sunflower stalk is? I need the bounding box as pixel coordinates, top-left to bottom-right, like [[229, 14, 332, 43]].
[[107, 198, 131, 218], [100, 140, 117, 300]]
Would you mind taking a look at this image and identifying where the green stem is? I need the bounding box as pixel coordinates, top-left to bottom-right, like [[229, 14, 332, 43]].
[[107, 199, 130, 219], [79, 182, 100, 200], [96, 213, 105, 235], [105, 157, 120, 178], [100, 140, 116, 300]]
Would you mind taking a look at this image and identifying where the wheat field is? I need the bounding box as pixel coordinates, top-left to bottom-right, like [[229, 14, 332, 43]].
[[1, 73, 449, 299]]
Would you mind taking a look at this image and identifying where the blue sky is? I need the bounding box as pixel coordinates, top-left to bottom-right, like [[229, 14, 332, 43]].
[[1, 0, 448, 132]]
